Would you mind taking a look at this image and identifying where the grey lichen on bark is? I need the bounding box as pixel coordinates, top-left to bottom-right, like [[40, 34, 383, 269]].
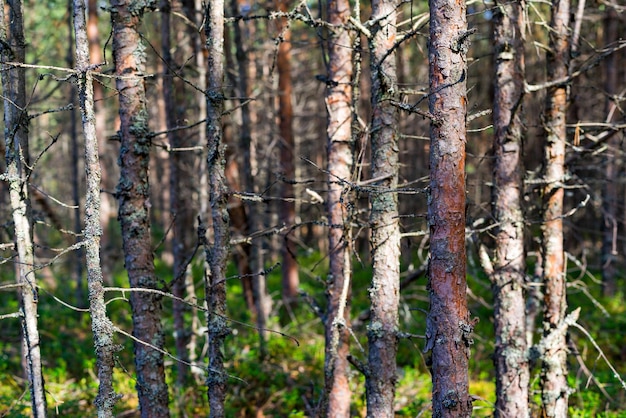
[[73, 0, 120, 416]]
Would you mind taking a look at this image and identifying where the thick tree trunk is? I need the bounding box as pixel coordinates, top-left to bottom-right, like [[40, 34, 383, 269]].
[[601, 6, 619, 297], [0, 1, 47, 415], [540, 0, 571, 416], [491, 1, 530, 416], [276, 0, 299, 304], [73, 1, 118, 415], [365, 1, 400, 416], [110, 1, 170, 416], [426, 0, 472, 416], [321, 0, 354, 416], [205, 1, 231, 416]]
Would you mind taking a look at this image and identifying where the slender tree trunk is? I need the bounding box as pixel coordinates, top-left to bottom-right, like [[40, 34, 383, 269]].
[[231, 0, 272, 335], [601, 6, 619, 297], [161, 0, 193, 387], [426, 0, 472, 416], [67, 0, 85, 308], [0, 1, 47, 415], [321, 0, 354, 416], [276, 0, 299, 304], [73, 1, 118, 416], [540, 0, 571, 415], [89, 0, 116, 277], [491, 1, 530, 416], [110, 1, 170, 416], [365, 1, 400, 416], [204, 2, 231, 416]]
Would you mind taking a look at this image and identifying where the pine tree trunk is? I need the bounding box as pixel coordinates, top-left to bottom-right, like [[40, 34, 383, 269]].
[[426, 0, 472, 416], [204, 1, 231, 416], [365, 1, 400, 416], [601, 6, 619, 297], [0, 1, 47, 415], [540, 0, 571, 415], [73, 0, 118, 415], [322, 0, 354, 415], [110, 1, 170, 415], [491, 1, 530, 416], [276, 0, 299, 304]]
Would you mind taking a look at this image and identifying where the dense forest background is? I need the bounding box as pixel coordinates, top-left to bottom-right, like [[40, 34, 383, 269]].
[[1, 0, 625, 416]]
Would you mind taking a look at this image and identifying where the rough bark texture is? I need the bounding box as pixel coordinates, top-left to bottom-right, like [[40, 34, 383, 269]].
[[111, 1, 170, 416], [491, 1, 530, 416], [601, 6, 619, 297], [73, 0, 118, 415], [426, 0, 472, 416], [365, 1, 400, 416], [321, 0, 354, 416], [0, 1, 47, 415], [205, 2, 231, 416], [540, 0, 571, 415], [276, 0, 299, 303]]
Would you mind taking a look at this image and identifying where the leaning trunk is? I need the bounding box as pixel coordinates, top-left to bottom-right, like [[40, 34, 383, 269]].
[[540, 0, 571, 415], [73, 0, 118, 415], [365, 1, 400, 416], [491, 1, 530, 416], [426, 0, 472, 416], [110, 0, 170, 415]]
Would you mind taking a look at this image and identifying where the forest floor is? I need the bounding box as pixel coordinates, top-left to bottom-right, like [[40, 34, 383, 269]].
[[1, 250, 625, 417]]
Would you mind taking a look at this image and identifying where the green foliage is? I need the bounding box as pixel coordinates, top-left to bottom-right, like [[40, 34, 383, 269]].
[[0, 252, 624, 416]]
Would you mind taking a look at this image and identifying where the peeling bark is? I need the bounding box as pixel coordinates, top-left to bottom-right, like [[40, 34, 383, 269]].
[[321, 0, 354, 416], [111, 0, 170, 416], [426, 0, 472, 416], [365, 1, 400, 416], [205, 1, 231, 416], [540, 0, 571, 416], [0, 1, 47, 415], [73, 0, 118, 415], [491, 1, 530, 416]]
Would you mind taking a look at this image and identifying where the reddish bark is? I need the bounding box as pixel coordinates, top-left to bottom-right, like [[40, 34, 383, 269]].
[[322, 0, 354, 415], [540, 0, 571, 415], [365, 1, 401, 416], [111, 0, 169, 416], [426, 0, 472, 416], [491, 1, 530, 416], [276, 0, 299, 304]]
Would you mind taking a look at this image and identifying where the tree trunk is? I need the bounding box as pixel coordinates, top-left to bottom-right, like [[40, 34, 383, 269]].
[[365, 1, 400, 416], [426, 0, 472, 416], [0, 1, 47, 415], [231, 0, 272, 339], [276, 0, 299, 304], [161, 0, 194, 387], [110, 1, 170, 416], [491, 1, 530, 416], [322, 0, 354, 416], [540, 0, 571, 415], [72, 1, 118, 415], [601, 6, 619, 297], [89, 0, 117, 278], [204, 1, 231, 416]]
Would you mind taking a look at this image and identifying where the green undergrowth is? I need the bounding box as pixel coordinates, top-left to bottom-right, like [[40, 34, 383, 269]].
[[0, 250, 624, 416]]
